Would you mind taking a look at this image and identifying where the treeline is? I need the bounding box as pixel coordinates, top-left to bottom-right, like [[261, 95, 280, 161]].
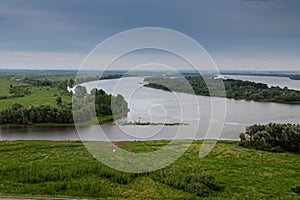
[[239, 123, 300, 153], [20, 74, 124, 91], [143, 83, 172, 92], [22, 77, 74, 91], [221, 72, 300, 80], [0, 103, 73, 124], [224, 79, 300, 103], [0, 86, 129, 125], [74, 74, 123, 85], [289, 75, 300, 80], [93, 88, 129, 116], [144, 76, 300, 104], [72, 86, 129, 123], [144, 76, 202, 95], [22, 77, 53, 86]]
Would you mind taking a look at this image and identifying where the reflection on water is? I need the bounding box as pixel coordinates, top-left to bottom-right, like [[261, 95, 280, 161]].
[[1, 76, 300, 141]]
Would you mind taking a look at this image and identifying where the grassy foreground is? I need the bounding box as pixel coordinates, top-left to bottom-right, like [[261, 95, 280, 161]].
[[0, 140, 299, 199]]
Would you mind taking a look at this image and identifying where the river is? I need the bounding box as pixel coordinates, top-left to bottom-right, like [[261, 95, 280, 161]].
[[1, 75, 300, 141]]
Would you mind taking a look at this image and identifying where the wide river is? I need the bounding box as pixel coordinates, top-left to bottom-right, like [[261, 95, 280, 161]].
[[1, 75, 300, 141]]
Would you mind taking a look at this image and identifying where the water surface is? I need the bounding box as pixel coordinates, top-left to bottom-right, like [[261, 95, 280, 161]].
[[1, 76, 300, 141]]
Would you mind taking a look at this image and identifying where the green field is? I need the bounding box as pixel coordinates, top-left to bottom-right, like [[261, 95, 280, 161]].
[[0, 140, 299, 199], [0, 75, 73, 111], [0, 78, 25, 97], [0, 86, 72, 110]]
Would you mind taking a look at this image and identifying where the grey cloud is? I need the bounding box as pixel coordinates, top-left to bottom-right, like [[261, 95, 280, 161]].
[[0, 0, 299, 69]]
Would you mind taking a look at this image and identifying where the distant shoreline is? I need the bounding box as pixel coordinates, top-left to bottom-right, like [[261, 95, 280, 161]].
[[0, 115, 116, 128]]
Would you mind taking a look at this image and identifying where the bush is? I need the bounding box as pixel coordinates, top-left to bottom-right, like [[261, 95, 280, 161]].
[[292, 184, 300, 194], [239, 123, 300, 153]]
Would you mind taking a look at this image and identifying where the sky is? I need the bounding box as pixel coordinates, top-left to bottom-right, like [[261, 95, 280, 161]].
[[0, 0, 299, 70]]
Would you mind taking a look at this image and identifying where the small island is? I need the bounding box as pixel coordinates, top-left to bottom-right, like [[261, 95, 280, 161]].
[[117, 121, 189, 126]]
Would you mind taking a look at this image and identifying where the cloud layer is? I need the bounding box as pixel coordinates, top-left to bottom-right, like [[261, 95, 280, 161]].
[[0, 0, 299, 70]]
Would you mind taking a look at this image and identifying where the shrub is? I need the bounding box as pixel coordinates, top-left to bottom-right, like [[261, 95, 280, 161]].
[[239, 123, 300, 153], [292, 184, 300, 194]]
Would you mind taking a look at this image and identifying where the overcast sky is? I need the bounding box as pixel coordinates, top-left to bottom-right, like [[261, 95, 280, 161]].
[[0, 0, 299, 70]]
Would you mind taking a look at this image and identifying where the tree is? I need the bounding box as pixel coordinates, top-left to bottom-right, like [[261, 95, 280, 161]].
[[74, 85, 87, 98], [56, 96, 62, 105], [69, 79, 75, 88]]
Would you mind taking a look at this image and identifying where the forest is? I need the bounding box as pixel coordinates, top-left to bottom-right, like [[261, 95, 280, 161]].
[[144, 76, 300, 104], [220, 72, 300, 80], [72, 86, 129, 123]]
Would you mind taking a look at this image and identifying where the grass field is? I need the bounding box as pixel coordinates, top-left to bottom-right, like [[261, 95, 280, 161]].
[[0, 140, 299, 199], [0, 75, 73, 111], [97, 115, 115, 123], [0, 86, 72, 110], [0, 77, 26, 97]]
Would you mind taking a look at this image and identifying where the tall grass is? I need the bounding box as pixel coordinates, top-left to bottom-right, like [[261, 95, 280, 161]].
[[151, 170, 220, 197], [0, 140, 299, 199]]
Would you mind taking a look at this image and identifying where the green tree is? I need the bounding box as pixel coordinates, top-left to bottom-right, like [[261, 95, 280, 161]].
[[74, 85, 87, 98], [56, 96, 62, 105]]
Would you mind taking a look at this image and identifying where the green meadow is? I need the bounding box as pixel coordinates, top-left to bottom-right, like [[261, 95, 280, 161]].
[[0, 86, 72, 111], [0, 75, 72, 110], [0, 140, 299, 199], [0, 78, 25, 97]]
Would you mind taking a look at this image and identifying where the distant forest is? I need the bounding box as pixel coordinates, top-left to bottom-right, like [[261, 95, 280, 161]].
[[144, 76, 300, 104], [220, 72, 300, 80]]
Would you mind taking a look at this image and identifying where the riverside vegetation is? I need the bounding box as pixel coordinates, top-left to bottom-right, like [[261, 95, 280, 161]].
[[220, 71, 300, 80], [144, 75, 300, 104], [239, 123, 300, 153], [119, 121, 189, 126], [0, 72, 128, 126]]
